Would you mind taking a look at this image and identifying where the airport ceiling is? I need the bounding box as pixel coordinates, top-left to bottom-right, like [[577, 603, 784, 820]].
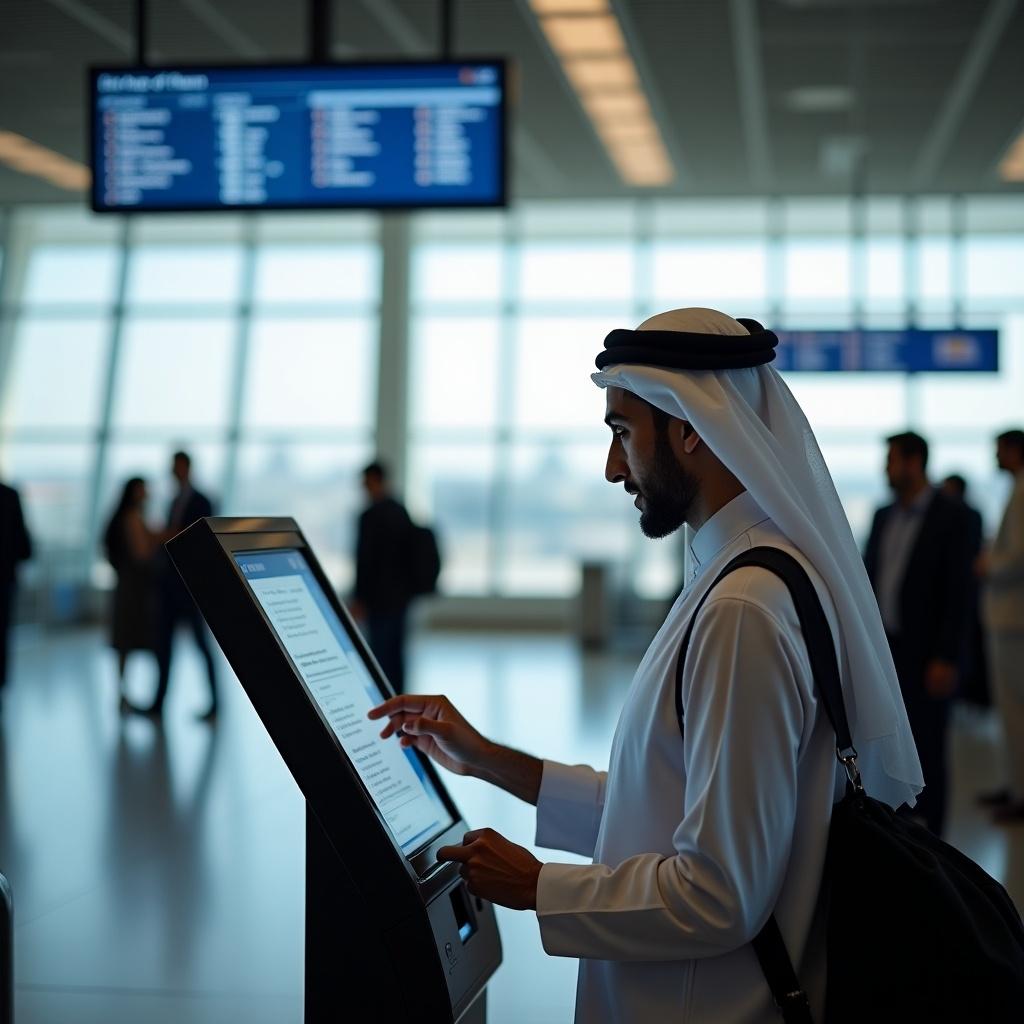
[[1, 0, 1023, 204]]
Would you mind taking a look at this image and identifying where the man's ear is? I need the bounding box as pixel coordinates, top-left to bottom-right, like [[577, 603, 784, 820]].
[[680, 421, 701, 455]]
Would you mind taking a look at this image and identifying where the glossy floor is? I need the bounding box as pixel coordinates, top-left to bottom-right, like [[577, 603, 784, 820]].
[[1, 628, 1021, 1024]]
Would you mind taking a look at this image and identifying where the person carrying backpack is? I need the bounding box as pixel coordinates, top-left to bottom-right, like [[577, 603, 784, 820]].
[[353, 460, 439, 694]]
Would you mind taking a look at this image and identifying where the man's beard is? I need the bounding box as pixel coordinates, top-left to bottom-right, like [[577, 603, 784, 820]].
[[636, 429, 700, 539]]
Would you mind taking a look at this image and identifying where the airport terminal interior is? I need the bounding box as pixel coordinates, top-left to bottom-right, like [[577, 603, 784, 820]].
[[1, 1, 1024, 1021]]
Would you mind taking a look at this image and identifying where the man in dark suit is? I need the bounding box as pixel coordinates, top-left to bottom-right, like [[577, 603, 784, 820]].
[[136, 451, 219, 721], [865, 432, 971, 835], [941, 473, 989, 709], [0, 481, 32, 709], [352, 461, 414, 694]]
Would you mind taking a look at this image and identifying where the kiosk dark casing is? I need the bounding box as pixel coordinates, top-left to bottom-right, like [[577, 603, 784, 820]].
[[166, 517, 501, 1023]]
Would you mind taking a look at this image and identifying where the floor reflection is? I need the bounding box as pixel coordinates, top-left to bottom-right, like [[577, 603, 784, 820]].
[[1, 627, 1020, 1023], [102, 719, 218, 984]]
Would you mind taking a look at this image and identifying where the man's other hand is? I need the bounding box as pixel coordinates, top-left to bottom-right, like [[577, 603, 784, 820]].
[[437, 829, 542, 911]]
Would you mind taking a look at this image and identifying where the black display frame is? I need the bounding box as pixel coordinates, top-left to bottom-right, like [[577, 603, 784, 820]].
[[88, 57, 509, 214]]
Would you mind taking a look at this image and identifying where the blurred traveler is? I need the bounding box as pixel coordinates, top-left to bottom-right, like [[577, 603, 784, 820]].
[[978, 429, 1024, 823], [865, 432, 971, 836], [0, 478, 32, 712], [132, 451, 219, 722], [941, 473, 989, 709], [352, 460, 416, 694], [103, 478, 166, 713]]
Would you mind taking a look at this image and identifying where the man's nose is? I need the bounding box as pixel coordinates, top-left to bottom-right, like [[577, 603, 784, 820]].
[[605, 443, 626, 484]]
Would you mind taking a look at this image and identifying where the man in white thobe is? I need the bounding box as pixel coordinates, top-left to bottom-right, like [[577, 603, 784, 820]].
[[370, 309, 922, 1023]]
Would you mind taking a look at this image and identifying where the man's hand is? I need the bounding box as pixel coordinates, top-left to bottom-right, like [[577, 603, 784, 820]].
[[437, 829, 542, 911], [925, 658, 959, 699], [368, 694, 492, 778]]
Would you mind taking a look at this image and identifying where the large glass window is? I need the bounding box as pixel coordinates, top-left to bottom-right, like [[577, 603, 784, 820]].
[[3, 198, 1024, 619], [126, 245, 243, 305], [22, 245, 120, 307], [233, 441, 371, 587], [254, 245, 379, 305], [413, 244, 503, 305], [1, 317, 110, 432], [0, 208, 379, 622], [653, 241, 767, 307], [410, 317, 501, 432], [113, 318, 235, 432], [518, 244, 633, 305], [512, 316, 622, 434], [499, 442, 629, 596], [243, 318, 376, 433], [404, 196, 1024, 600], [406, 443, 497, 595]]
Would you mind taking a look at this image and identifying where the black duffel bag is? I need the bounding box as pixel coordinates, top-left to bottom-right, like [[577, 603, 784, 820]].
[[676, 546, 1024, 1023]]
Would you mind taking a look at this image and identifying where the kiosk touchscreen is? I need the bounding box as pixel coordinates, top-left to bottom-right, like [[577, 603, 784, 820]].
[[166, 517, 501, 1023]]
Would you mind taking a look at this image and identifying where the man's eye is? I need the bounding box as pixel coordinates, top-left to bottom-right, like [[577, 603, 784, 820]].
[[611, 426, 626, 438]]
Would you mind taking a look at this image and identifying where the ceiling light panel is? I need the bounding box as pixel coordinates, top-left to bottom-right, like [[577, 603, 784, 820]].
[[0, 131, 91, 192], [539, 15, 627, 57], [564, 56, 639, 93], [582, 89, 651, 122], [530, 0, 608, 12], [528, 1, 675, 188]]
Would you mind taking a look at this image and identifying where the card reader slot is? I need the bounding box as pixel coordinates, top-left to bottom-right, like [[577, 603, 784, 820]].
[[450, 883, 477, 944]]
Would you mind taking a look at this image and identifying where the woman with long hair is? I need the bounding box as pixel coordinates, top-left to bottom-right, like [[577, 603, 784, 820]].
[[103, 477, 163, 712]]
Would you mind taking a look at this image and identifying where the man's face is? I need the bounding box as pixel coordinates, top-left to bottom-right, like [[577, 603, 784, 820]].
[[885, 445, 916, 492], [996, 440, 1019, 473], [172, 456, 189, 485], [604, 387, 699, 539], [362, 472, 383, 500]]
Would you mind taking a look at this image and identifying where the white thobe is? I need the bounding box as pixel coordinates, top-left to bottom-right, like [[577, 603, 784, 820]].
[[534, 492, 844, 1022]]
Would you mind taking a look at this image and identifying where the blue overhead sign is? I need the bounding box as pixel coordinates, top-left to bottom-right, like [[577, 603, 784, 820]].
[[774, 329, 999, 373]]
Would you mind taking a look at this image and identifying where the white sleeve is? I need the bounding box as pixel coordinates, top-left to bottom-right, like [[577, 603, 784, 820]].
[[534, 760, 608, 858], [536, 596, 807, 961]]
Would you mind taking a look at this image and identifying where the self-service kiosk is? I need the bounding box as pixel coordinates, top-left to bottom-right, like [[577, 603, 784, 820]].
[[166, 517, 502, 1023]]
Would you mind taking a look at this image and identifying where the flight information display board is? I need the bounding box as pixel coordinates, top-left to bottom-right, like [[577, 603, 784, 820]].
[[90, 61, 506, 212]]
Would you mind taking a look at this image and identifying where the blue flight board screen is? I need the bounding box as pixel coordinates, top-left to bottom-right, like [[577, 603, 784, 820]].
[[774, 329, 999, 373], [90, 61, 506, 212]]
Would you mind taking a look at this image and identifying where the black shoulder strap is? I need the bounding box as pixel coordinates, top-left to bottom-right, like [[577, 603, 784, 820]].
[[674, 545, 852, 1024], [675, 545, 852, 751]]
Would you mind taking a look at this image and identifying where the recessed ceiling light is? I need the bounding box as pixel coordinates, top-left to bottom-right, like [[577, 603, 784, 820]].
[[582, 89, 651, 123], [785, 85, 855, 113], [529, 0, 608, 12], [610, 146, 674, 187], [595, 119, 659, 142], [563, 56, 639, 93], [539, 14, 627, 57], [819, 134, 868, 177]]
